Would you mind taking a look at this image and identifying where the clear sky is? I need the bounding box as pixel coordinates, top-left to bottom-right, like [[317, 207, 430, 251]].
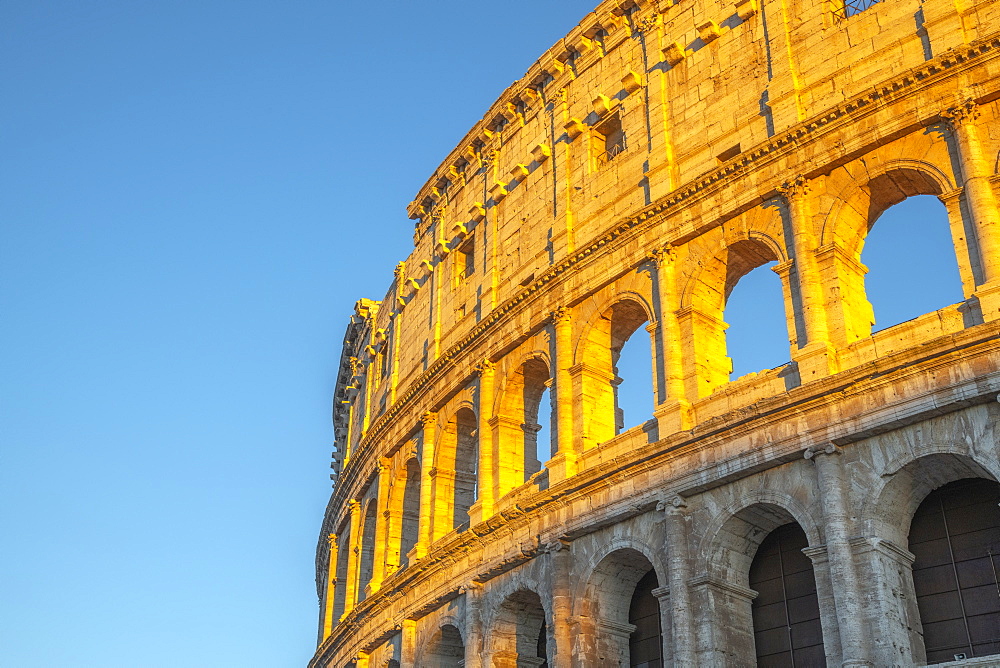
[[1, 2, 965, 667]]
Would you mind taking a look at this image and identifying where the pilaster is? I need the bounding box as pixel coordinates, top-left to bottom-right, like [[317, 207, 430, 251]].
[[321, 533, 338, 641], [943, 99, 1000, 320], [778, 176, 838, 381], [648, 247, 692, 435], [343, 499, 362, 618], [367, 459, 391, 594], [659, 495, 696, 667], [472, 360, 496, 522], [463, 583, 484, 668], [415, 412, 437, 558], [551, 307, 579, 479], [804, 444, 874, 667], [546, 539, 574, 668]]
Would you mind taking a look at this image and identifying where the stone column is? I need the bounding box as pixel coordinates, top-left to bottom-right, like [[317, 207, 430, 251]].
[[400, 618, 417, 666], [571, 613, 599, 667], [675, 305, 730, 398], [354, 651, 369, 668], [943, 99, 1000, 319], [814, 243, 873, 345], [648, 247, 692, 434], [659, 495, 696, 667], [778, 176, 837, 381], [804, 444, 874, 667], [367, 459, 391, 594], [802, 544, 845, 666], [463, 583, 484, 668], [490, 414, 525, 500], [321, 532, 338, 641], [547, 540, 574, 668], [853, 538, 920, 666], [344, 499, 362, 616], [472, 360, 496, 522], [415, 411, 437, 559], [688, 575, 758, 665], [651, 586, 673, 667], [550, 307, 578, 480]]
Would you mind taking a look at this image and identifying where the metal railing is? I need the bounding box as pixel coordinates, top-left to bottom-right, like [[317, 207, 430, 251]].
[[596, 135, 628, 167], [834, 0, 882, 20]]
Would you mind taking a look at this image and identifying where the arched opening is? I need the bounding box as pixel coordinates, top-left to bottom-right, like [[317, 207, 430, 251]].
[[749, 522, 825, 666], [521, 358, 552, 479], [357, 499, 378, 600], [704, 502, 827, 663], [861, 194, 965, 332], [720, 240, 789, 381], [629, 569, 663, 668], [491, 589, 549, 666], [534, 384, 552, 468], [496, 357, 553, 495], [581, 299, 653, 446], [332, 518, 351, 621], [584, 548, 663, 666], [610, 301, 652, 435], [398, 458, 420, 567], [723, 260, 788, 380], [683, 237, 791, 397], [908, 478, 1000, 663], [615, 323, 654, 434], [453, 407, 478, 530], [423, 623, 465, 668]]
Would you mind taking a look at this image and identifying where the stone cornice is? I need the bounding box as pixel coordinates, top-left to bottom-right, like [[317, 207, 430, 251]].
[[325, 35, 1000, 538]]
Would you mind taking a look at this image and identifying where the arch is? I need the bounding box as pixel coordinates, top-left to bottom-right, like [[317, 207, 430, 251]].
[[629, 569, 663, 668], [695, 496, 825, 665], [819, 162, 969, 344], [496, 353, 553, 493], [821, 160, 955, 254], [866, 451, 1000, 549], [389, 456, 421, 569], [749, 522, 826, 666], [332, 517, 352, 621], [357, 498, 378, 600], [578, 547, 663, 667], [450, 406, 478, 530], [429, 405, 480, 540], [576, 295, 655, 448], [679, 233, 792, 396], [907, 477, 1000, 663], [861, 194, 967, 331], [697, 490, 823, 572], [488, 588, 550, 667], [723, 256, 790, 380], [574, 537, 668, 607], [421, 623, 465, 668]]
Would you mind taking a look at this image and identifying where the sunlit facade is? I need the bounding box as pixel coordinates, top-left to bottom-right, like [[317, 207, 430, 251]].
[[312, 0, 1000, 665]]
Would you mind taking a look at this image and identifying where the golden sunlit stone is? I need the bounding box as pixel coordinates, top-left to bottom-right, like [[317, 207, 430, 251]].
[[313, 0, 1000, 665]]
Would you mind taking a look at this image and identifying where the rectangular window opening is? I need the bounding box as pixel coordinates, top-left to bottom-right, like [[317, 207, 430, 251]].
[[594, 113, 627, 167], [455, 236, 475, 283]]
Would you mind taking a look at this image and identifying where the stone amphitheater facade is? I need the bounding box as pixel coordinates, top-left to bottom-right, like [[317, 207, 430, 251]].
[[312, 0, 1000, 665]]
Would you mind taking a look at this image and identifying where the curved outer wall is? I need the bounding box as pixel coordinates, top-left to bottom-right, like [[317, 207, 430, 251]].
[[314, 0, 1000, 665]]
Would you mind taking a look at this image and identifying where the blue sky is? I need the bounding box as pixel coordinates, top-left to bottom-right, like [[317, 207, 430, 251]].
[[1, 2, 964, 667]]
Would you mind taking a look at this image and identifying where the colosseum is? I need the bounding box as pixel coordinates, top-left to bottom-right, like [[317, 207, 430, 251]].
[[311, 0, 1000, 664]]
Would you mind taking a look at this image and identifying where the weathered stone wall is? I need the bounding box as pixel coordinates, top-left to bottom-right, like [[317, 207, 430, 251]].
[[313, 0, 1000, 665]]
